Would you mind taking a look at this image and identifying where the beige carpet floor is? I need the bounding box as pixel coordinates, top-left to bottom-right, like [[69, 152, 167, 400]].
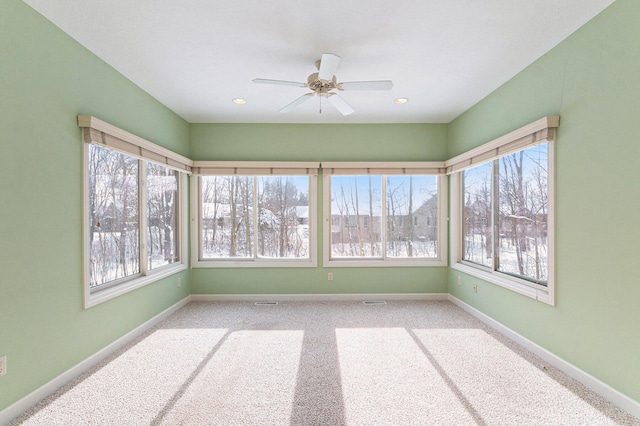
[[9, 300, 640, 425]]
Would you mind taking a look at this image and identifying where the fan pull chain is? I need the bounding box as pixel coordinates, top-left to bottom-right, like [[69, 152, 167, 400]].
[[319, 96, 322, 114]]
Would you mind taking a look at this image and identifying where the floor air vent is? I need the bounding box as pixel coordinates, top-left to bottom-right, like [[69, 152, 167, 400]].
[[363, 300, 387, 305], [254, 301, 278, 306]]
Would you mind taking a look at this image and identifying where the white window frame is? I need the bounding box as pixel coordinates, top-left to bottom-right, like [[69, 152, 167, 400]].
[[447, 116, 558, 305], [191, 162, 319, 268], [79, 116, 190, 308], [322, 162, 448, 267]]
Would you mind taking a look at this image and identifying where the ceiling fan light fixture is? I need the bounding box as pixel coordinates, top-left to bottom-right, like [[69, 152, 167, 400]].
[[232, 98, 247, 105], [394, 98, 409, 104]]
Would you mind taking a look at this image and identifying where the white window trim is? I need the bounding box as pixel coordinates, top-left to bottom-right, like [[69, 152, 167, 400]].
[[80, 118, 189, 309], [322, 163, 448, 267], [190, 164, 318, 268], [448, 117, 557, 305]]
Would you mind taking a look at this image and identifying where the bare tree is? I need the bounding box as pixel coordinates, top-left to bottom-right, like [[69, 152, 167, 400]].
[[242, 177, 252, 257], [501, 151, 527, 276], [88, 145, 138, 287], [462, 167, 492, 266], [351, 177, 364, 256], [228, 176, 238, 256], [147, 164, 177, 268], [258, 177, 288, 257], [201, 176, 222, 255]]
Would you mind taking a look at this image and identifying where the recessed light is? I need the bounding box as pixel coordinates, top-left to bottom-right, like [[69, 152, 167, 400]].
[[394, 98, 408, 104], [232, 98, 247, 105]]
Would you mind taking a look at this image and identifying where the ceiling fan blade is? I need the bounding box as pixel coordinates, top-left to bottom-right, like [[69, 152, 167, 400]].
[[318, 53, 341, 80], [327, 94, 354, 116], [253, 78, 307, 87], [340, 80, 394, 91], [279, 93, 314, 113]]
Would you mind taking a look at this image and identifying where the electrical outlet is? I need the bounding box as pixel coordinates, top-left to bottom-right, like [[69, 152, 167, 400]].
[[328, 272, 334, 281], [0, 355, 6, 377], [177, 277, 182, 287], [473, 283, 478, 293], [457, 276, 462, 286]]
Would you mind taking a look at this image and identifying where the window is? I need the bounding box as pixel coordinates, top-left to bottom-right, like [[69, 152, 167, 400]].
[[323, 162, 447, 267], [192, 162, 318, 267], [80, 116, 189, 308], [146, 163, 179, 269], [88, 144, 141, 285], [448, 116, 558, 305], [462, 144, 549, 281]]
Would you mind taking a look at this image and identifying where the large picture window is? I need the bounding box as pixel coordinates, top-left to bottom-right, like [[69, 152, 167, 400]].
[[80, 116, 190, 308], [192, 162, 318, 267], [323, 162, 447, 267], [448, 116, 557, 305], [462, 143, 549, 283]]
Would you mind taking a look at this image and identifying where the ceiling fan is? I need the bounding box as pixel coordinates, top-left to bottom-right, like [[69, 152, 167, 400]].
[[253, 53, 393, 115]]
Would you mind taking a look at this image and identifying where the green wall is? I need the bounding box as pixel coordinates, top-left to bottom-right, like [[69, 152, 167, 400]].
[[447, 0, 640, 403], [190, 123, 447, 161], [190, 123, 449, 295], [0, 0, 191, 412]]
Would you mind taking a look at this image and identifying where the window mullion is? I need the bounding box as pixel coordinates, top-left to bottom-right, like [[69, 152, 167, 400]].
[[491, 159, 500, 272], [176, 173, 184, 262], [459, 172, 465, 264], [253, 176, 258, 260], [139, 161, 148, 275], [381, 175, 387, 260], [196, 176, 204, 262]]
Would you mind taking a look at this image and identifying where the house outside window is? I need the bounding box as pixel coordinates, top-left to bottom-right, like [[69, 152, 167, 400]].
[[192, 162, 318, 267], [322, 162, 447, 267]]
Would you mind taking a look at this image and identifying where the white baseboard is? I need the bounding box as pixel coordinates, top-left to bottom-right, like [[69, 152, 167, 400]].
[[0, 295, 192, 426], [447, 295, 640, 420], [191, 293, 449, 302]]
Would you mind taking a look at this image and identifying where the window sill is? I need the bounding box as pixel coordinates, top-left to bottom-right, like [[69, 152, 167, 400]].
[[452, 262, 554, 305], [192, 258, 317, 268], [325, 258, 447, 268], [85, 263, 187, 309]]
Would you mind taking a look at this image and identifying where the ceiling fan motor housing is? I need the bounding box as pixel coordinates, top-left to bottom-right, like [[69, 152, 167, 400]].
[[307, 72, 339, 95]]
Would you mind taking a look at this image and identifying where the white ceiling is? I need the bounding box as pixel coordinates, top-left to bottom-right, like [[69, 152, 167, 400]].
[[23, 0, 615, 124]]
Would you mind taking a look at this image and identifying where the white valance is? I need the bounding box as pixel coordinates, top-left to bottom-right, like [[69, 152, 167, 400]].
[[445, 116, 559, 175], [192, 161, 320, 176], [78, 116, 193, 173], [321, 161, 446, 175]]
